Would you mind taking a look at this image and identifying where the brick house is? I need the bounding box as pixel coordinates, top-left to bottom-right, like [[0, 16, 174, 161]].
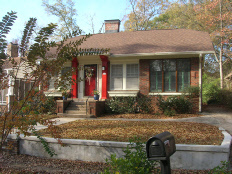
[[45, 19, 215, 116], [1, 20, 215, 116]]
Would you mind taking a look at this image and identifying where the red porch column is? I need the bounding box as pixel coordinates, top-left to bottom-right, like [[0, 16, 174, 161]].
[[100, 55, 109, 99], [72, 57, 78, 98]]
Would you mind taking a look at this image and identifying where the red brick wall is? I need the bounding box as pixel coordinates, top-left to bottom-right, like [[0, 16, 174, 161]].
[[105, 23, 119, 31], [139, 59, 150, 95], [139, 58, 200, 113], [190, 58, 199, 87], [105, 20, 120, 33]]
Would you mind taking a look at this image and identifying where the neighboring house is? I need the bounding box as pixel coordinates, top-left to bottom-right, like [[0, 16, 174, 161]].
[[0, 43, 34, 112], [46, 19, 215, 114]]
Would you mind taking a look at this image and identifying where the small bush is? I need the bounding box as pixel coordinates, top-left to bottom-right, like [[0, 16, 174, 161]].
[[202, 74, 221, 104], [209, 161, 232, 174], [157, 95, 192, 116], [172, 96, 192, 114], [156, 95, 173, 114], [182, 86, 199, 98], [103, 137, 159, 174], [164, 109, 176, 116], [137, 94, 153, 114], [106, 97, 136, 114], [106, 95, 153, 114], [42, 97, 57, 114]]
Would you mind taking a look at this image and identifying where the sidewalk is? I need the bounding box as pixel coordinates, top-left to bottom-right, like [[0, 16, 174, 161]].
[[34, 118, 84, 130]]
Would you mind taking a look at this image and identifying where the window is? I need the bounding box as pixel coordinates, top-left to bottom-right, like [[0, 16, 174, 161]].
[[111, 64, 123, 90], [126, 64, 139, 89], [110, 64, 139, 90], [0, 88, 7, 104], [150, 59, 190, 92]]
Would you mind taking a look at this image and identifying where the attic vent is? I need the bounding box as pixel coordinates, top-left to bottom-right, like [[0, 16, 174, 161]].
[[104, 19, 120, 33]]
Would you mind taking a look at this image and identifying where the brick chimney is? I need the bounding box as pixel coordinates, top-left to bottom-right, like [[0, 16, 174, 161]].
[[7, 43, 18, 57], [104, 19, 120, 33]]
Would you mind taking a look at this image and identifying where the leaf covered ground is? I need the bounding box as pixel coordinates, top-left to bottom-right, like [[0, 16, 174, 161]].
[[1, 112, 226, 173], [39, 114, 223, 145], [0, 153, 211, 174], [97, 113, 203, 119]]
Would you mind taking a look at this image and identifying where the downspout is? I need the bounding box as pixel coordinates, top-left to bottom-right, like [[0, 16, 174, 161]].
[[199, 54, 203, 113]]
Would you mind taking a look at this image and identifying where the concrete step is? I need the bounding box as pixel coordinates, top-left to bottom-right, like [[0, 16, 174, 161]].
[[57, 113, 95, 118], [71, 98, 94, 102], [70, 102, 86, 105], [66, 106, 86, 110], [65, 110, 86, 114]]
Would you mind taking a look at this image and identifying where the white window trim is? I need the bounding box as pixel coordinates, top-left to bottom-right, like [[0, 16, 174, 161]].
[[110, 63, 139, 90], [108, 90, 139, 97], [149, 92, 191, 96]]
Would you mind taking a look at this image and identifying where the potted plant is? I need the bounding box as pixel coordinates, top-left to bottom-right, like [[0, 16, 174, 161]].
[[93, 90, 100, 100], [62, 91, 69, 100]]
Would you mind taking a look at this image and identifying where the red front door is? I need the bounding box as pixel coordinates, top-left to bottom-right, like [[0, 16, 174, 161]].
[[84, 65, 97, 96]]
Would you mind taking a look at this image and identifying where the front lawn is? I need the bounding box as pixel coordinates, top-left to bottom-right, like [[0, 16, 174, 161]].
[[39, 119, 223, 145]]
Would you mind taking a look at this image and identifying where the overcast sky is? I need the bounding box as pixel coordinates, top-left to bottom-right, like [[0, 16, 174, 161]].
[[0, 0, 129, 42]]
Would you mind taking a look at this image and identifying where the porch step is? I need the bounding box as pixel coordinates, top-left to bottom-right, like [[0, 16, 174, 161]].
[[71, 98, 94, 102], [66, 106, 86, 110], [57, 113, 95, 118], [61, 99, 90, 118], [65, 110, 86, 114]]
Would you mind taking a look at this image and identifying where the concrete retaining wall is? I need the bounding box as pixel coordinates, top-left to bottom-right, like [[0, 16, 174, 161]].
[[7, 130, 231, 170]]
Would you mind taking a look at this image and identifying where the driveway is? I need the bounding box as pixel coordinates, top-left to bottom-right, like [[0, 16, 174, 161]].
[[177, 105, 232, 135]]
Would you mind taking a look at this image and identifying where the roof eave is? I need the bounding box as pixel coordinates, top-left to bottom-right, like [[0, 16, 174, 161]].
[[110, 51, 215, 57]]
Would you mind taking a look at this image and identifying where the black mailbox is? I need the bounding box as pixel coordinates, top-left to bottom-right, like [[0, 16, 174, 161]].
[[146, 131, 176, 161]]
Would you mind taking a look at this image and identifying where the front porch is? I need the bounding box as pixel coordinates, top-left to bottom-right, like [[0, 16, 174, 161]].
[[56, 98, 105, 118]]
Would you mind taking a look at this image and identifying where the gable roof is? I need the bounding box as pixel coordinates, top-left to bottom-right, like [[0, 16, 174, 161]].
[[68, 29, 214, 56], [2, 57, 23, 69]]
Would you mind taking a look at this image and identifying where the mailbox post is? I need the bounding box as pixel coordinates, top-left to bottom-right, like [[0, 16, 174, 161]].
[[146, 131, 176, 174]]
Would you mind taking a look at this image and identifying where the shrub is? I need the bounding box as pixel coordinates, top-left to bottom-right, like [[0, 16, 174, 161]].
[[182, 86, 200, 98], [156, 95, 173, 114], [164, 109, 176, 116], [171, 96, 192, 114], [137, 94, 153, 114], [157, 95, 192, 116], [209, 161, 232, 174], [202, 74, 232, 108], [19, 92, 56, 115], [106, 97, 136, 114], [103, 137, 159, 174], [42, 97, 56, 114], [202, 74, 221, 104], [106, 95, 154, 114]]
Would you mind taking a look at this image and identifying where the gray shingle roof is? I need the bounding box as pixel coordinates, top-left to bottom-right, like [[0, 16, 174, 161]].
[[67, 29, 214, 55]]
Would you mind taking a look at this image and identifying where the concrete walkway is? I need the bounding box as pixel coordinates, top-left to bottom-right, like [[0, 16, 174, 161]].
[[34, 118, 84, 131], [40, 106, 232, 134]]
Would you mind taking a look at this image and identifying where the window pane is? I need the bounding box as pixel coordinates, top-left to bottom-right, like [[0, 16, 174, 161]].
[[61, 67, 72, 90], [126, 64, 139, 89], [177, 59, 190, 91], [0, 88, 7, 104], [111, 64, 123, 90], [150, 60, 162, 92], [164, 60, 176, 92]]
